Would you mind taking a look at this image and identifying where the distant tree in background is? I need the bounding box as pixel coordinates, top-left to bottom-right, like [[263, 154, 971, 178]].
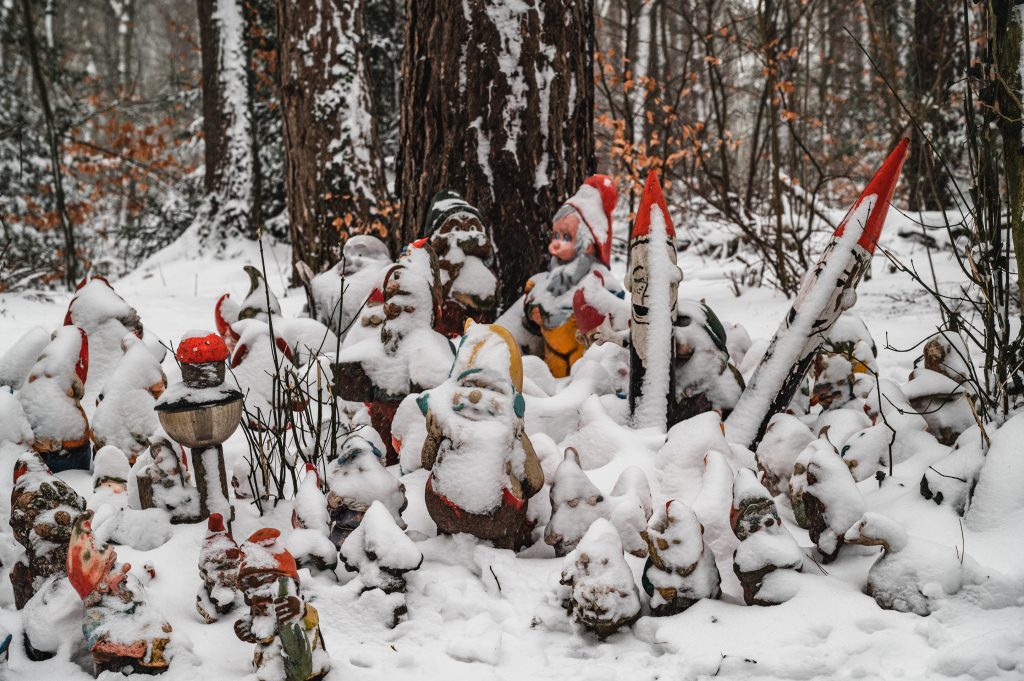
[[278, 0, 388, 280], [397, 0, 595, 307], [195, 0, 259, 245]]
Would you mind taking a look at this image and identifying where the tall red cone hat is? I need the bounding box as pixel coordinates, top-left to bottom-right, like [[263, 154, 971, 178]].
[[834, 138, 909, 254], [631, 171, 676, 239]]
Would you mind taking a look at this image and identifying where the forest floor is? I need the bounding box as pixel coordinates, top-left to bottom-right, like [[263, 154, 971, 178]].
[[1, 206, 1022, 681]]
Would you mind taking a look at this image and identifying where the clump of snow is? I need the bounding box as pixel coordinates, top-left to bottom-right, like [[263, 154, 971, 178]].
[[286, 468, 338, 573], [755, 412, 814, 495], [0, 326, 50, 389], [0, 387, 34, 447], [920, 426, 987, 515], [656, 411, 730, 502], [22, 575, 86, 658], [967, 414, 1024, 531]]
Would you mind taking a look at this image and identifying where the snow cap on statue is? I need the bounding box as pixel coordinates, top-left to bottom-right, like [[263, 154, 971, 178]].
[[239, 528, 299, 582], [564, 174, 618, 267], [631, 171, 676, 240]]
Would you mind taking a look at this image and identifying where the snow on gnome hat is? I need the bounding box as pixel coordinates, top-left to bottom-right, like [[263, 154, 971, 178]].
[[239, 528, 299, 582], [563, 174, 618, 267], [422, 189, 482, 238], [452, 320, 525, 394]]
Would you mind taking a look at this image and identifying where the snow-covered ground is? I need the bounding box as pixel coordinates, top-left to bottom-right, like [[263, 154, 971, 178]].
[[1, 209, 1022, 681]]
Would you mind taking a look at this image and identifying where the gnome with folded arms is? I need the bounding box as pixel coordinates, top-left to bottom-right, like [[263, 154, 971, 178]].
[[420, 322, 544, 550], [522, 175, 625, 377]]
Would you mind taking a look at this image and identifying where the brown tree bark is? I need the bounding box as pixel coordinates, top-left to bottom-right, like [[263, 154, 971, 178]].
[[397, 0, 595, 308], [278, 0, 388, 280], [196, 0, 257, 243]]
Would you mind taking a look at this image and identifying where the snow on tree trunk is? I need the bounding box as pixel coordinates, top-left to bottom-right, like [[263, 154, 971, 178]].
[[196, 0, 257, 245], [278, 0, 388, 280], [397, 0, 595, 307]]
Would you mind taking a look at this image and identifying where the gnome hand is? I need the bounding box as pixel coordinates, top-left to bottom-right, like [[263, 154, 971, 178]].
[[274, 595, 302, 623]]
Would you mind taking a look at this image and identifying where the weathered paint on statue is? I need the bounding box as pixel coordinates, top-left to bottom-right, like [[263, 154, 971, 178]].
[[523, 175, 623, 377]]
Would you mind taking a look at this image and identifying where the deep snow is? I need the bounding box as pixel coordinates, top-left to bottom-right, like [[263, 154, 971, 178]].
[[0, 209, 1022, 681]]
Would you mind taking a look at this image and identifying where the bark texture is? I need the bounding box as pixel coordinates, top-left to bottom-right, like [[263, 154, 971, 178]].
[[398, 0, 595, 307], [278, 0, 388, 279], [197, 0, 257, 242]]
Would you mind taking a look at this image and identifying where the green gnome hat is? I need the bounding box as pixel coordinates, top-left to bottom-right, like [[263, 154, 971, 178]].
[[422, 190, 483, 239]]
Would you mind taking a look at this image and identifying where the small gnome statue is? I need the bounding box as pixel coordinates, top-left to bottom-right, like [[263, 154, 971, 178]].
[[421, 190, 499, 336], [731, 469, 803, 606], [63, 276, 144, 393], [669, 300, 745, 424], [333, 243, 455, 464], [309, 235, 393, 338], [802, 445, 865, 563], [196, 512, 241, 623], [642, 500, 721, 616], [136, 436, 199, 522], [285, 464, 338, 574], [234, 529, 330, 681], [523, 175, 623, 378], [215, 265, 283, 350], [340, 501, 423, 627], [420, 322, 545, 550], [326, 434, 407, 549], [155, 332, 243, 521], [557, 518, 640, 639], [67, 510, 173, 675], [544, 448, 651, 558], [17, 325, 93, 472], [9, 451, 87, 608]]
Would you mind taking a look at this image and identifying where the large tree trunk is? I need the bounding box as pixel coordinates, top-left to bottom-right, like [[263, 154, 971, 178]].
[[278, 0, 388, 279], [196, 0, 257, 243], [398, 0, 595, 308]]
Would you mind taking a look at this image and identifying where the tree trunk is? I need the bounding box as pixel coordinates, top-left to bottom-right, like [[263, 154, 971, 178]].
[[397, 0, 595, 308], [196, 0, 257, 243], [993, 1, 1024, 311], [278, 0, 388, 279]]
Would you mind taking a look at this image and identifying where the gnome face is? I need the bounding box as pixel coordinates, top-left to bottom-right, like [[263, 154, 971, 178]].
[[732, 498, 781, 541], [549, 213, 583, 263], [450, 368, 511, 421]]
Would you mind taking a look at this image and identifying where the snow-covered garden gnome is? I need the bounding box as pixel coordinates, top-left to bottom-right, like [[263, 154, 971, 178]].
[[155, 331, 243, 522], [558, 518, 641, 639], [420, 322, 544, 550], [234, 528, 330, 681], [523, 174, 623, 378], [9, 451, 87, 608], [215, 265, 282, 350], [627, 171, 682, 429], [670, 300, 745, 424], [642, 500, 722, 616], [135, 435, 198, 522], [309, 234, 392, 337], [802, 444, 865, 563], [421, 190, 499, 336], [333, 243, 454, 464], [91, 333, 167, 461], [731, 469, 803, 606], [340, 500, 423, 627], [196, 512, 241, 623], [286, 464, 338, 574], [17, 325, 92, 472], [67, 510, 173, 675], [63, 276, 144, 393], [326, 434, 407, 549], [544, 448, 651, 558]]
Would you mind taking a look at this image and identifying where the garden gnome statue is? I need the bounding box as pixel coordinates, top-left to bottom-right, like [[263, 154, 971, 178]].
[[419, 322, 544, 550], [196, 512, 241, 623], [9, 451, 86, 608], [627, 171, 682, 430], [333, 242, 454, 464], [421, 190, 499, 336], [17, 326, 93, 472], [155, 332, 243, 523], [523, 175, 624, 377], [67, 510, 173, 675], [234, 528, 330, 681]]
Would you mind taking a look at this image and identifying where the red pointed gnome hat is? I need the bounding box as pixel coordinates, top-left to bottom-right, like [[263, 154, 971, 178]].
[[631, 171, 676, 240], [565, 174, 618, 267], [833, 138, 909, 254]]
